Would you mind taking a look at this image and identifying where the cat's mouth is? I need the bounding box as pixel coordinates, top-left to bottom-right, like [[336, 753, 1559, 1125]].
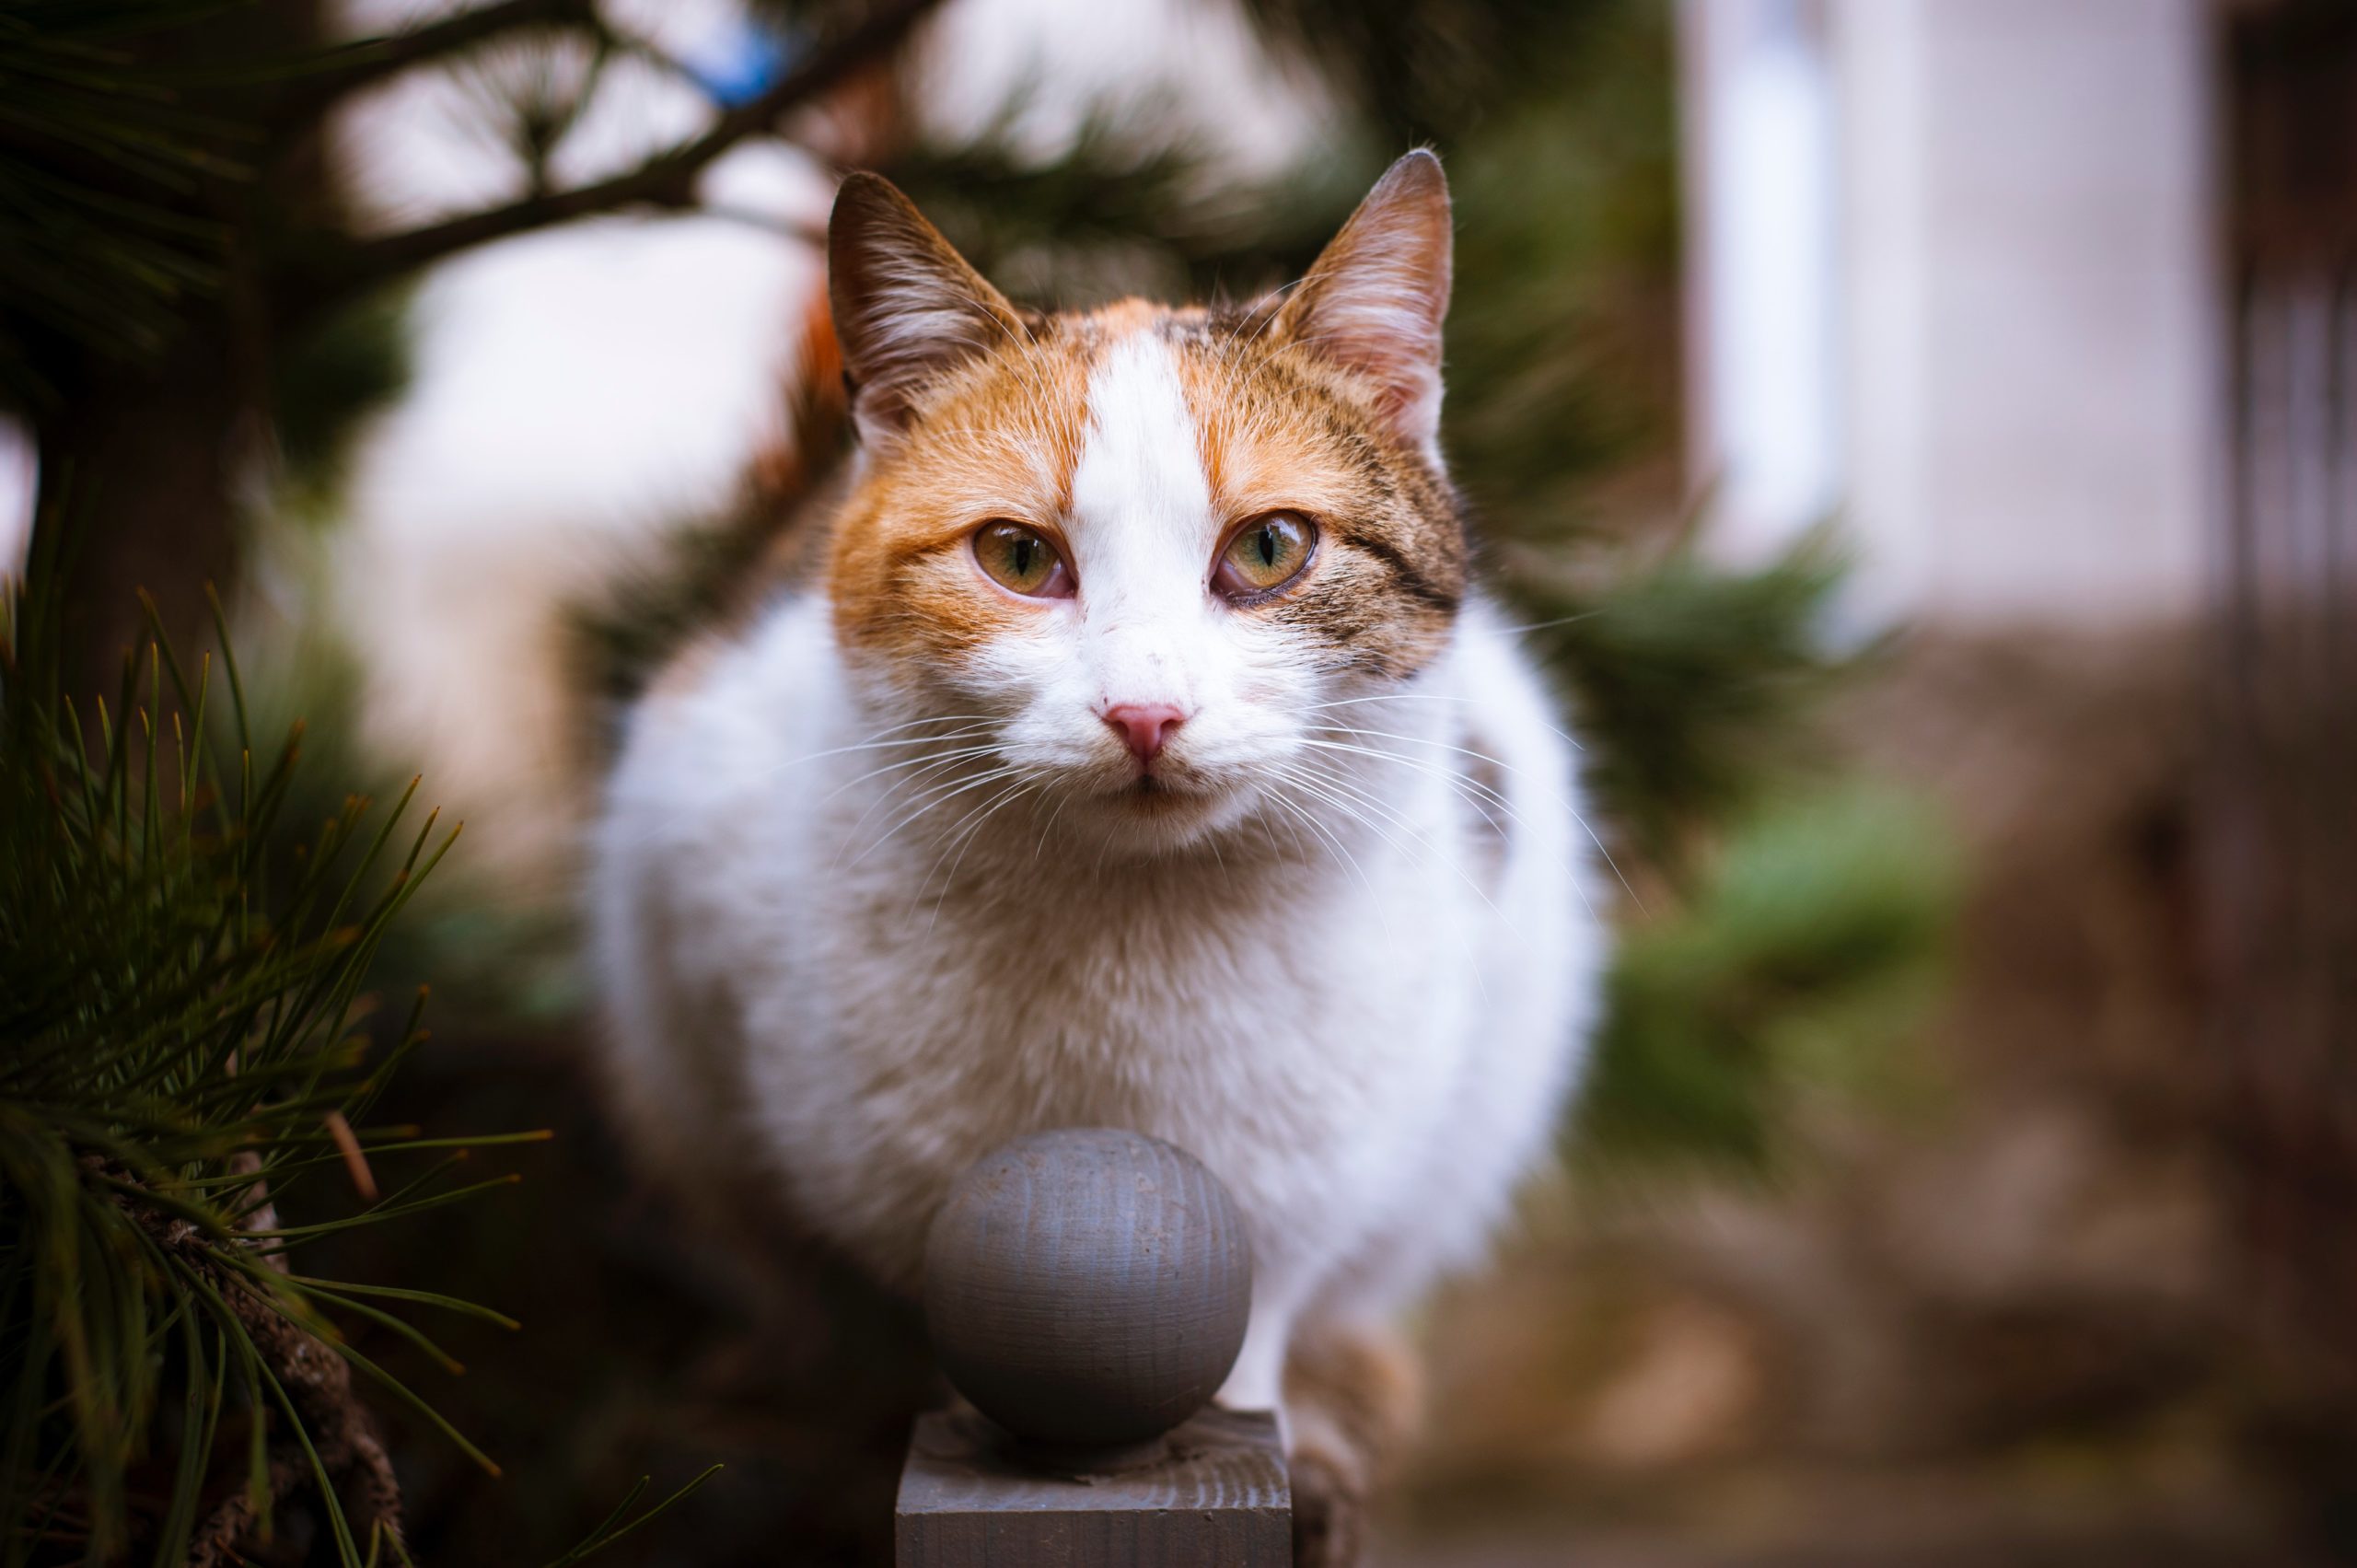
[[1099, 769, 1242, 824], [1120, 775, 1203, 810], [1061, 764, 1255, 853]]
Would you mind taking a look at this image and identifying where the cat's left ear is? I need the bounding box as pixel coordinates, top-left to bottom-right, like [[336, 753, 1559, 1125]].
[[1272, 149, 1453, 457]]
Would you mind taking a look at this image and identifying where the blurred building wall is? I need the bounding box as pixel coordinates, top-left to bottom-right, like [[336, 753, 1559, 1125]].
[[0, 422, 31, 579], [1681, 0, 2216, 630]]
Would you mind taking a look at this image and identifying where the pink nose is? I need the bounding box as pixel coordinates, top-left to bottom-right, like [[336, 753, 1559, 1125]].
[[1102, 703, 1187, 764]]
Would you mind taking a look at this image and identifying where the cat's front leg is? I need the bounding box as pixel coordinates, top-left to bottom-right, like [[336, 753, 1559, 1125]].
[[1215, 1289, 1300, 1417]]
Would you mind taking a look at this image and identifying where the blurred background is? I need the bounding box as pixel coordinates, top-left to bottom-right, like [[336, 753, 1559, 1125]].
[[6, 0, 2355, 1562]]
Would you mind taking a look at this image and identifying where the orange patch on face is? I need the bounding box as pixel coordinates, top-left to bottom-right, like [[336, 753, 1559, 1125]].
[[827, 331, 1095, 664], [1176, 354, 1369, 524]]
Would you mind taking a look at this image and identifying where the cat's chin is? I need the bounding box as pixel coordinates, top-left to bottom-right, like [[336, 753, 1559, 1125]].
[[1065, 775, 1254, 859]]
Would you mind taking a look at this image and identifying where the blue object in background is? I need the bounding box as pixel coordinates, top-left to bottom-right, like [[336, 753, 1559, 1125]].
[[688, 18, 798, 107]]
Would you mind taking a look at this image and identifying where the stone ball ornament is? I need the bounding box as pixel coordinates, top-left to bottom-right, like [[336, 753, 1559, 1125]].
[[921, 1127, 1254, 1447]]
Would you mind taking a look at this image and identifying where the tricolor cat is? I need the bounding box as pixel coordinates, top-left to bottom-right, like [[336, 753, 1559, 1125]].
[[592, 151, 1605, 1562]]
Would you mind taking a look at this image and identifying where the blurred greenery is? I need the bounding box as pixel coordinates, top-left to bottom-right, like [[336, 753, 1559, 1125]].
[[1535, 534, 1851, 873], [888, 109, 1370, 305], [1240, 0, 1607, 145], [226, 598, 585, 1030], [1432, 0, 1682, 534], [268, 290, 415, 507], [1575, 784, 1959, 1177]]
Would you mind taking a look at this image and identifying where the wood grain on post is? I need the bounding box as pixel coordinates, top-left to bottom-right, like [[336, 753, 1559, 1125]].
[[896, 1404, 1291, 1566]]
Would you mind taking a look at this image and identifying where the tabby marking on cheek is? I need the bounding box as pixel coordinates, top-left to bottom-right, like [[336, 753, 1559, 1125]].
[[1345, 530, 1460, 617]]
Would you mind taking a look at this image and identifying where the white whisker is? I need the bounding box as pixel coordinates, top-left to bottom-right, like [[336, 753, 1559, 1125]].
[[842, 764, 1025, 870], [1271, 759, 1514, 936], [920, 780, 1036, 932]]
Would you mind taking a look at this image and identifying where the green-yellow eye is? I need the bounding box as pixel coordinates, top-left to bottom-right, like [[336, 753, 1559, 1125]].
[[973, 521, 1073, 598], [1214, 511, 1317, 599]]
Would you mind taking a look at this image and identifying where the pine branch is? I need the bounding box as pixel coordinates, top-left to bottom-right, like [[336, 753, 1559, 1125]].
[[123, 1189, 405, 1568], [267, 0, 598, 129], [308, 0, 945, 304]]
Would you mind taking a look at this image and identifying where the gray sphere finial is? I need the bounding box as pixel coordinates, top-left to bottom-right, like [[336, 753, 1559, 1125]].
[[922, 1128, 1254, 1447]]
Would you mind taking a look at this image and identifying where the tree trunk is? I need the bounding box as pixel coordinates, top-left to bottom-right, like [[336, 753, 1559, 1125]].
[[41, 323, 251, 704], [28, 0, 331, 703]]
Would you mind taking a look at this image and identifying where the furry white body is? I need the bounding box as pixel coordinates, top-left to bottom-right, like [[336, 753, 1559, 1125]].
[[595, 590, 1600, 1409]]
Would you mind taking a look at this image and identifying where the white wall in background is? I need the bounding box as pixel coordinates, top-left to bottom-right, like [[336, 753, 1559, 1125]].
[[0, 421, 32, 582], [1682, 0, 2215, 629], [1680, 0, 1843, 570]]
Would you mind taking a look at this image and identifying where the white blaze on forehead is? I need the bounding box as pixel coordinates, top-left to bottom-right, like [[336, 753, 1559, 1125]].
[[1068, 331, 1214, 565], [1066, 328, 1217, 709]]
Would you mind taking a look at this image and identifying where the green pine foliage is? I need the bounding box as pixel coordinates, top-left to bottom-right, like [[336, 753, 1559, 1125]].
[[0, 519, 511, 1564], [3, 523, 715, 1563]]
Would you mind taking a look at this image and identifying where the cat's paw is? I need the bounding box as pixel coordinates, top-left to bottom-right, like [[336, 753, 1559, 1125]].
[[1290, 1438, 1375, 1568], [1283, 1321, 1420, 1568]]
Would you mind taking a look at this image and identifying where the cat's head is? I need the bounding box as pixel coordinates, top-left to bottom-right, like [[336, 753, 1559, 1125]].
[[822, 152, 1464, 857]]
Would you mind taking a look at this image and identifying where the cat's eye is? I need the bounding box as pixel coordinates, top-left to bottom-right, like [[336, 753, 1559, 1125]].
[[1213, 511, 1318, 600], [972, 521, 1074, 598]]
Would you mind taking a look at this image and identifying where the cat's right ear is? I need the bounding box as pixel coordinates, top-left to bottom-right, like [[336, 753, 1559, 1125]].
[[828, 173, 1027, 446]]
